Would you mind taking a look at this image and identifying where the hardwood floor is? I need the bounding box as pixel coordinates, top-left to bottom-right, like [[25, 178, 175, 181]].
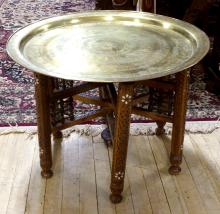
[[0, 129, 220, 214]]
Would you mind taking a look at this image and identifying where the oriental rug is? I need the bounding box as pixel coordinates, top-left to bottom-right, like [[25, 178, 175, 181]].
[[1, 0, 220, 135]]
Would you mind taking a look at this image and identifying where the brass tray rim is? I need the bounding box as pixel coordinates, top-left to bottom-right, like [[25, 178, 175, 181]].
[[6, 10, 210, 82]]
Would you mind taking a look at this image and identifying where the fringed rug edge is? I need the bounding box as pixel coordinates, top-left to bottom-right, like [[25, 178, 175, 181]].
[[0, 121, 220, 137]]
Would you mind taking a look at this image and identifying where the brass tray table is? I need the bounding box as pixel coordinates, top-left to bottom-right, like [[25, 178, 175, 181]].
[[7, 11, 209, 203]]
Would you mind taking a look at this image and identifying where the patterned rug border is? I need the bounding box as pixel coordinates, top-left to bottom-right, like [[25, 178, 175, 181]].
[[1, 121, 220, 137]]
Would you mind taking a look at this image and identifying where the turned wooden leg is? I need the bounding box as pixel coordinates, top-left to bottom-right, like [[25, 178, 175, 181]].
[[155, 121, 166, 135], [169, 70, 189, 175], [35, 74, 53, 178], [110, 82, 134, 203]]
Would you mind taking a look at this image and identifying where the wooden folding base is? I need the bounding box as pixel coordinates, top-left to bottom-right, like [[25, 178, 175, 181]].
[[35, 70, 189, 204]]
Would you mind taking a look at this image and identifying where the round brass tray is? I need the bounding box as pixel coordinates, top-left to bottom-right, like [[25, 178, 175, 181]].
[[7, 11, 210, 82]]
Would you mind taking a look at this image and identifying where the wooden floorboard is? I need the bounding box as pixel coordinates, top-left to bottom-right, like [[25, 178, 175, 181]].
[[25, 137, 46, 214], [92, 136, 116, 214], [184, 134, 220, 213], [7, 134, 36, 214], [0, 131, 220, 214], [148, 135, 188, 214], [162, 135, 207, 214], [0, 134, 20, 214], [61, 134, 80, 214]]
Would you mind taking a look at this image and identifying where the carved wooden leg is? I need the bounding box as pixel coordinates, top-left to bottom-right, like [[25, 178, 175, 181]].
[[169, 70, 189, 175], [110, 82, 134, 203], [35, 74, 53, 178], [155, 121, 166, 135]]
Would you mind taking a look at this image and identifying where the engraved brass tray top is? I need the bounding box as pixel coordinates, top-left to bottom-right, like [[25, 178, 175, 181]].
[[7, 11, 210, 82]]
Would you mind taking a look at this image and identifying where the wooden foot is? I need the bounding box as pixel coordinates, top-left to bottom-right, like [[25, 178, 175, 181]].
[[155, 121, 166, 135], [101, 128, 112, 147], [41, 169, 53, 178], [155, 127, 165, 135], [53, 130, 63, 139], [169, 153, 182, 175], [110, 194, 123, 204], [169, 165, 181, 175]]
